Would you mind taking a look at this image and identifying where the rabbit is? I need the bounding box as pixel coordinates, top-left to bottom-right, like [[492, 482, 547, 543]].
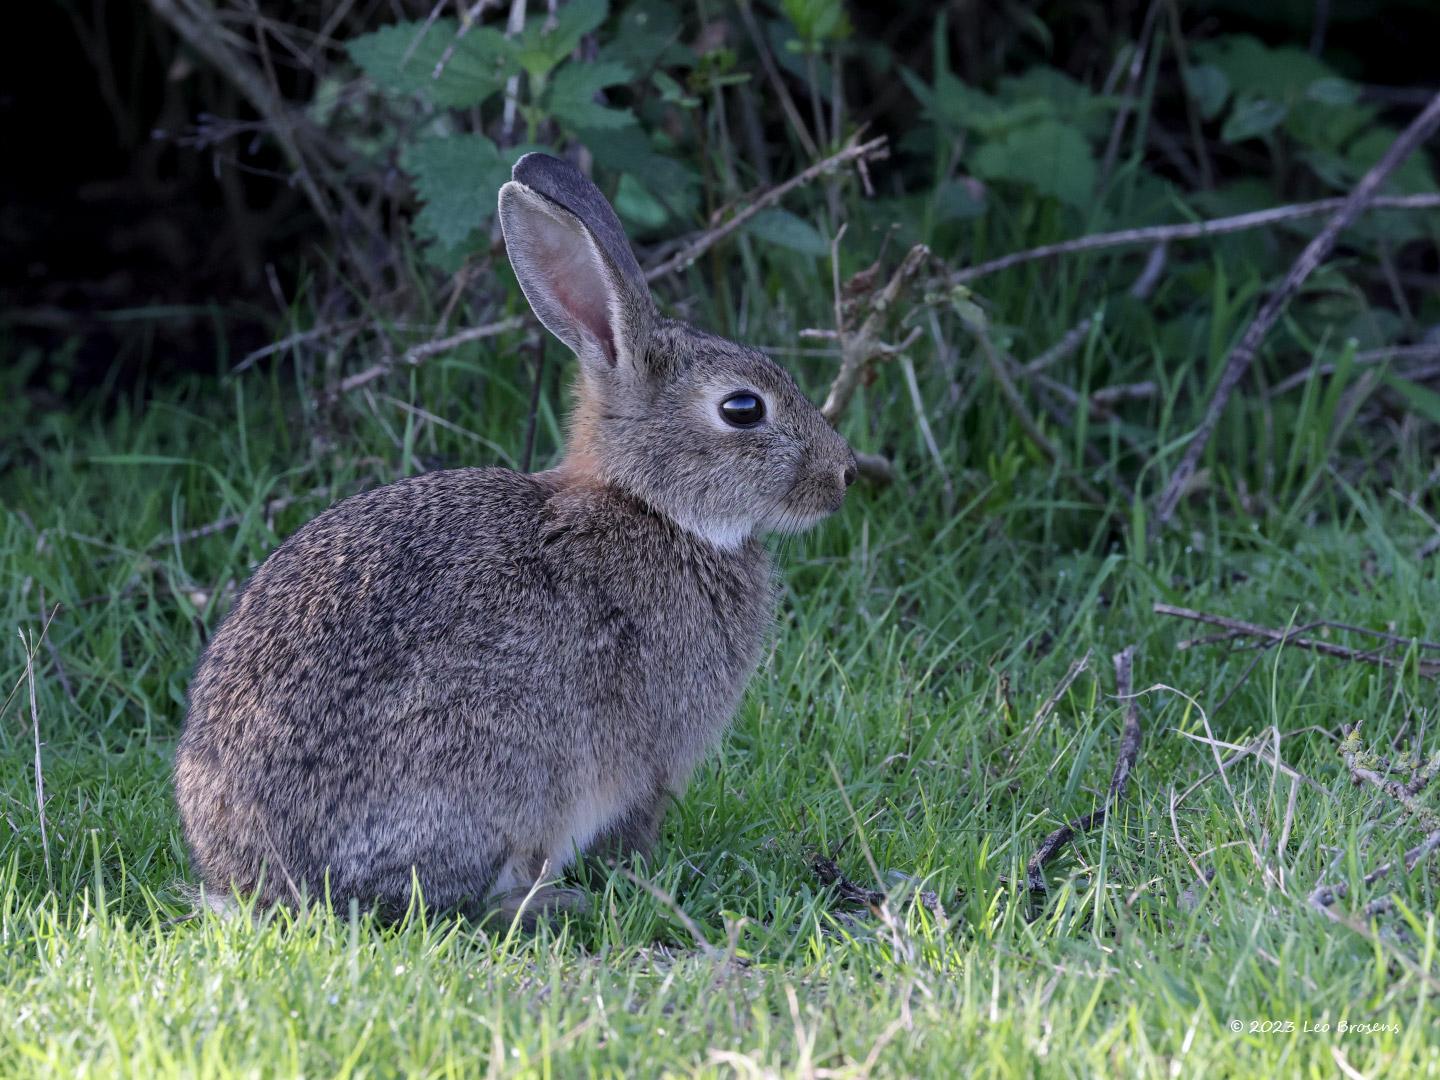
[[174, 151, 858, 924]]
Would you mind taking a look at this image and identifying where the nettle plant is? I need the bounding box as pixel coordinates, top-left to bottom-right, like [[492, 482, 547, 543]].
[[343, 0, 701, 265], [339, 0, 848, 270]]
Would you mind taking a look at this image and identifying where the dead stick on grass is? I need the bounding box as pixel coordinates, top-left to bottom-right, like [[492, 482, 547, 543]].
[[1026, 646, 1142, 892], [1151, 92, 1440, 535], [1154, 603, 1440, 677]]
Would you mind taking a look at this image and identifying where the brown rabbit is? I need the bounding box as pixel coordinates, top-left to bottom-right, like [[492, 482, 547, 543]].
[[174, 152, 857, 922]]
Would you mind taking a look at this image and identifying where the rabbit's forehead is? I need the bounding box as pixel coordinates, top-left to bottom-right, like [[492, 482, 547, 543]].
[[659, 327, 800, 395]]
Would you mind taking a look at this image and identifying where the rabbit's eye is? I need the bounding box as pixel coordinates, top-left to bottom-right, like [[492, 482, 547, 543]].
[[720, 392, 766, 428]]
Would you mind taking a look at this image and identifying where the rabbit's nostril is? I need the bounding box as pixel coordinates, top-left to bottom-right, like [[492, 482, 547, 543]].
[[842, 463, 858, 487]]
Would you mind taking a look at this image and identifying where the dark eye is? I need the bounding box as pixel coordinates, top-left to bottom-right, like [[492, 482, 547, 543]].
[[719, 392, 766, 428]]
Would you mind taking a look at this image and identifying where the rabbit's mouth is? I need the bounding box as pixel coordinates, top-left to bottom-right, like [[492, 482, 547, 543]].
[[759, 497, 845, 535]]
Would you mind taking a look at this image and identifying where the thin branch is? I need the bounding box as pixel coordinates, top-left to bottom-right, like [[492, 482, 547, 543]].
[[949, 193, 1440, 287], [336, 316, 527, 395], [1023, 243, 1167, 378], [148, 485, 333, 551], [1151, 92, 1440, 533], [1266, 343, 1440, 398], [1155, 603, 1440, 677], [1026, 646, 1142, 892], [1095, 0, 1164, 192], [734, 0, 820, 161], [967, 321, 1110, 509], [643, 134, 889, 282], [819, 242, 929, 424]]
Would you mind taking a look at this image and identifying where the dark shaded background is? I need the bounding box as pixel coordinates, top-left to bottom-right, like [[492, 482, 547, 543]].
[[4, 0, 1437, 402]]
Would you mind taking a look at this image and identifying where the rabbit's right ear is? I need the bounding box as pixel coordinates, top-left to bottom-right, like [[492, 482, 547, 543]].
[[498, 154, 655, 377]]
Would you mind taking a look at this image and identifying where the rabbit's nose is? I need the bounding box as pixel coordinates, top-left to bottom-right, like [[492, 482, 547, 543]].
[[842, 462, 858, 487]]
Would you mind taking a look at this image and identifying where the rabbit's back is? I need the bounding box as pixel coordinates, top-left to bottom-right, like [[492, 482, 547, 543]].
[[175, 466, 775, 913]]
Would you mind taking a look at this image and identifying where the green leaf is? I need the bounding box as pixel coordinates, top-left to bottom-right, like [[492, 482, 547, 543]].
[[1220, 98, 1288, 143], [587, 126, 691, 188], [545, 60, 637, 131], [613, 174, 669, 230], [1183, 64, 1230, 121], [400, 135, 511, 250], [516, 0, 609, 79], [1382, 374, 1440, 427], [1346, 128, 1438, 194], [996, 67, 1112, 140], [1306, 77, 1360, 107], [652, 70, 698, 108], [968, 120, 1096, 209], [743, 208, 829, 256], [597, 0, 689, 71], [347, 19, 516, 108], [1194, 35, 1332, 104], [782, 0, 852, 46], [935, 179, 988, 222]]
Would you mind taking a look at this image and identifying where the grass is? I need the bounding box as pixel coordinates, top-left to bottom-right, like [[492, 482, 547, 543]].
[[3, 242, 1440, 1077]]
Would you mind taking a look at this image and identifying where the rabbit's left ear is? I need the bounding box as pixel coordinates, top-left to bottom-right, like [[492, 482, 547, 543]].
[[498, 154, 654, 377]]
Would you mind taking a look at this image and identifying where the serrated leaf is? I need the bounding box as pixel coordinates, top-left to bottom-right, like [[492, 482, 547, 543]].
[[400, 135, 517, 250], [546, 60, 637, 130], [1183, 64, 1230, 121], [347, 19, 516, 108], [1221, 98, 1287, 143], [743, 208, 829, 256], [969, 120, 1096, 208]]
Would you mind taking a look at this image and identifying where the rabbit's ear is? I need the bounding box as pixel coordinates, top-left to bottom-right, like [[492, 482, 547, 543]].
[[498, 154, 654, 375]]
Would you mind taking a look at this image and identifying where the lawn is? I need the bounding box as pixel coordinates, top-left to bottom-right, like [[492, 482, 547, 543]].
[[3, 257, 1439, 1076]]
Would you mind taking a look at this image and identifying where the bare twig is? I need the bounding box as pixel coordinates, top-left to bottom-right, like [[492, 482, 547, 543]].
[[1021, 243, 1165, 384], [1266, 343, 1440, 398], [949, 193, 1440, 287], [614, 866, 719, 957], [20, 611, 60, 891], [734, 0, 820, 161], [1155, 603, 1440, 677], [1096, 0, 1164, 191], [337, 316, 526, 395], [643, 135, 889, 282], [819, 243, 929, 424], [147, 486, 333, 551], [232, 322, 362, 374], [1007, 650, 1092, 771], [1026, 646, 1142, 892], [812, 855, 886, 909], [966, 321, 1110, 508], [434, 0, 497, 81], [1151, 93, 1440, 533]]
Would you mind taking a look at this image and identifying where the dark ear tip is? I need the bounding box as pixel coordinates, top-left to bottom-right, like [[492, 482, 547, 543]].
[[511, 152, 581, 190]]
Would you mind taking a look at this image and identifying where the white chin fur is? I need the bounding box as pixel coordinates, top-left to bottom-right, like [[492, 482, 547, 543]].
[[761, 509, 830, 535], [671, 514, 753, 552]]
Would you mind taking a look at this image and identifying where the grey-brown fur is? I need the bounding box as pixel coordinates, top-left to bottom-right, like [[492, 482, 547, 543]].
[[174, 153, 856, 920]]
